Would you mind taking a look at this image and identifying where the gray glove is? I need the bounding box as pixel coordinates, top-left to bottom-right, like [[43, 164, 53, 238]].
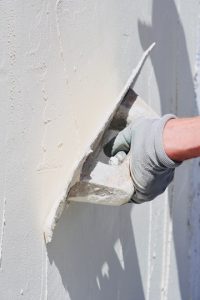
[[111, 114, 182, 203]]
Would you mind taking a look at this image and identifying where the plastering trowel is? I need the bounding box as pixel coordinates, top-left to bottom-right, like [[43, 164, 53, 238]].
[[44, 43, 157, 243]]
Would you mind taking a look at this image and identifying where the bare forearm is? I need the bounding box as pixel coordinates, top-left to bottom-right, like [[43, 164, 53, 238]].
[[163, 116, 200, 161]]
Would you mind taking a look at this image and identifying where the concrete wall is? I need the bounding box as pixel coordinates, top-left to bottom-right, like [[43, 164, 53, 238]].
[[0, 0, 200, 299]]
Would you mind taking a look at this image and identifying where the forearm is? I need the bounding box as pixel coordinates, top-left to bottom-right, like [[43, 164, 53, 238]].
[[163, 116, 200, 161]]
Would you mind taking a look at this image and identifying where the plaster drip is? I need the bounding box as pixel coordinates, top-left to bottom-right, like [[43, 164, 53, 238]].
[[44, 42, 155, 243], [0, 196, 6, 268], [160, 191, 173, 300]]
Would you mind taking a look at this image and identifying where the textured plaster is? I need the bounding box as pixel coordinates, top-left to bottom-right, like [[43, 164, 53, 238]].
[[0, 0, 200, 299]]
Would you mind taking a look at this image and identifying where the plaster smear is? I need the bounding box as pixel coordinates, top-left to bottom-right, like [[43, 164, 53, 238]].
[[44, 43, 155, 243]]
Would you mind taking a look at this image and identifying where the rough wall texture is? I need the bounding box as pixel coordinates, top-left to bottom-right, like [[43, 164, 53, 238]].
[[0, 0, 200, 299]]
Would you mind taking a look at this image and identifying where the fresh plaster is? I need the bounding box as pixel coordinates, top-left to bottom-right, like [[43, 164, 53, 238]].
[[0, 0, 200, 299], [44, 43, 155, 243]]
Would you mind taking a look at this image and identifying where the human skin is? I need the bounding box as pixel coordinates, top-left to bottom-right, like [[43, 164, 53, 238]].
[[163, 116, 200, 162]]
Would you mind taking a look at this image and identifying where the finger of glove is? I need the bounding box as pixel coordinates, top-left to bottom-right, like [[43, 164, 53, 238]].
[[111, 125, 132, 156]]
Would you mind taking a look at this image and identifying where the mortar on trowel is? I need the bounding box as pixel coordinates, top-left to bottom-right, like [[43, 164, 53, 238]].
[[67, 89, 158, 205]]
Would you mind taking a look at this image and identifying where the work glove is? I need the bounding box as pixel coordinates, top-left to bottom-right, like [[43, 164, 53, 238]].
[[111, 114, 182, 203]]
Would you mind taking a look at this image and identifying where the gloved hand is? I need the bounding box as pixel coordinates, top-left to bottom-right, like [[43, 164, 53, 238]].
[[111, 114, 182, 203]]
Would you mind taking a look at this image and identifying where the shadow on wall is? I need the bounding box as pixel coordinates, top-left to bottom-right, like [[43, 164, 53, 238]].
[[138, 0, 196, 116], [46, 1, 198, 300], [138, 0, 197, 299], [47, 203, 145, 300], [47, 89, 145, 300]]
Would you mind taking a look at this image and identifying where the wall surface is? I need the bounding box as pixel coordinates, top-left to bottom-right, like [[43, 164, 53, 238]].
[[0, 0, 200, 299]]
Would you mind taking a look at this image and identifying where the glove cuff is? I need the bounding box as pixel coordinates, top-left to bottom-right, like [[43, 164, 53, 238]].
[[154, 114, 182, 168]]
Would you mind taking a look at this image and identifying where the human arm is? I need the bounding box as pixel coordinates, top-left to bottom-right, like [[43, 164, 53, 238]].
[[112, 114, 182, 203]]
